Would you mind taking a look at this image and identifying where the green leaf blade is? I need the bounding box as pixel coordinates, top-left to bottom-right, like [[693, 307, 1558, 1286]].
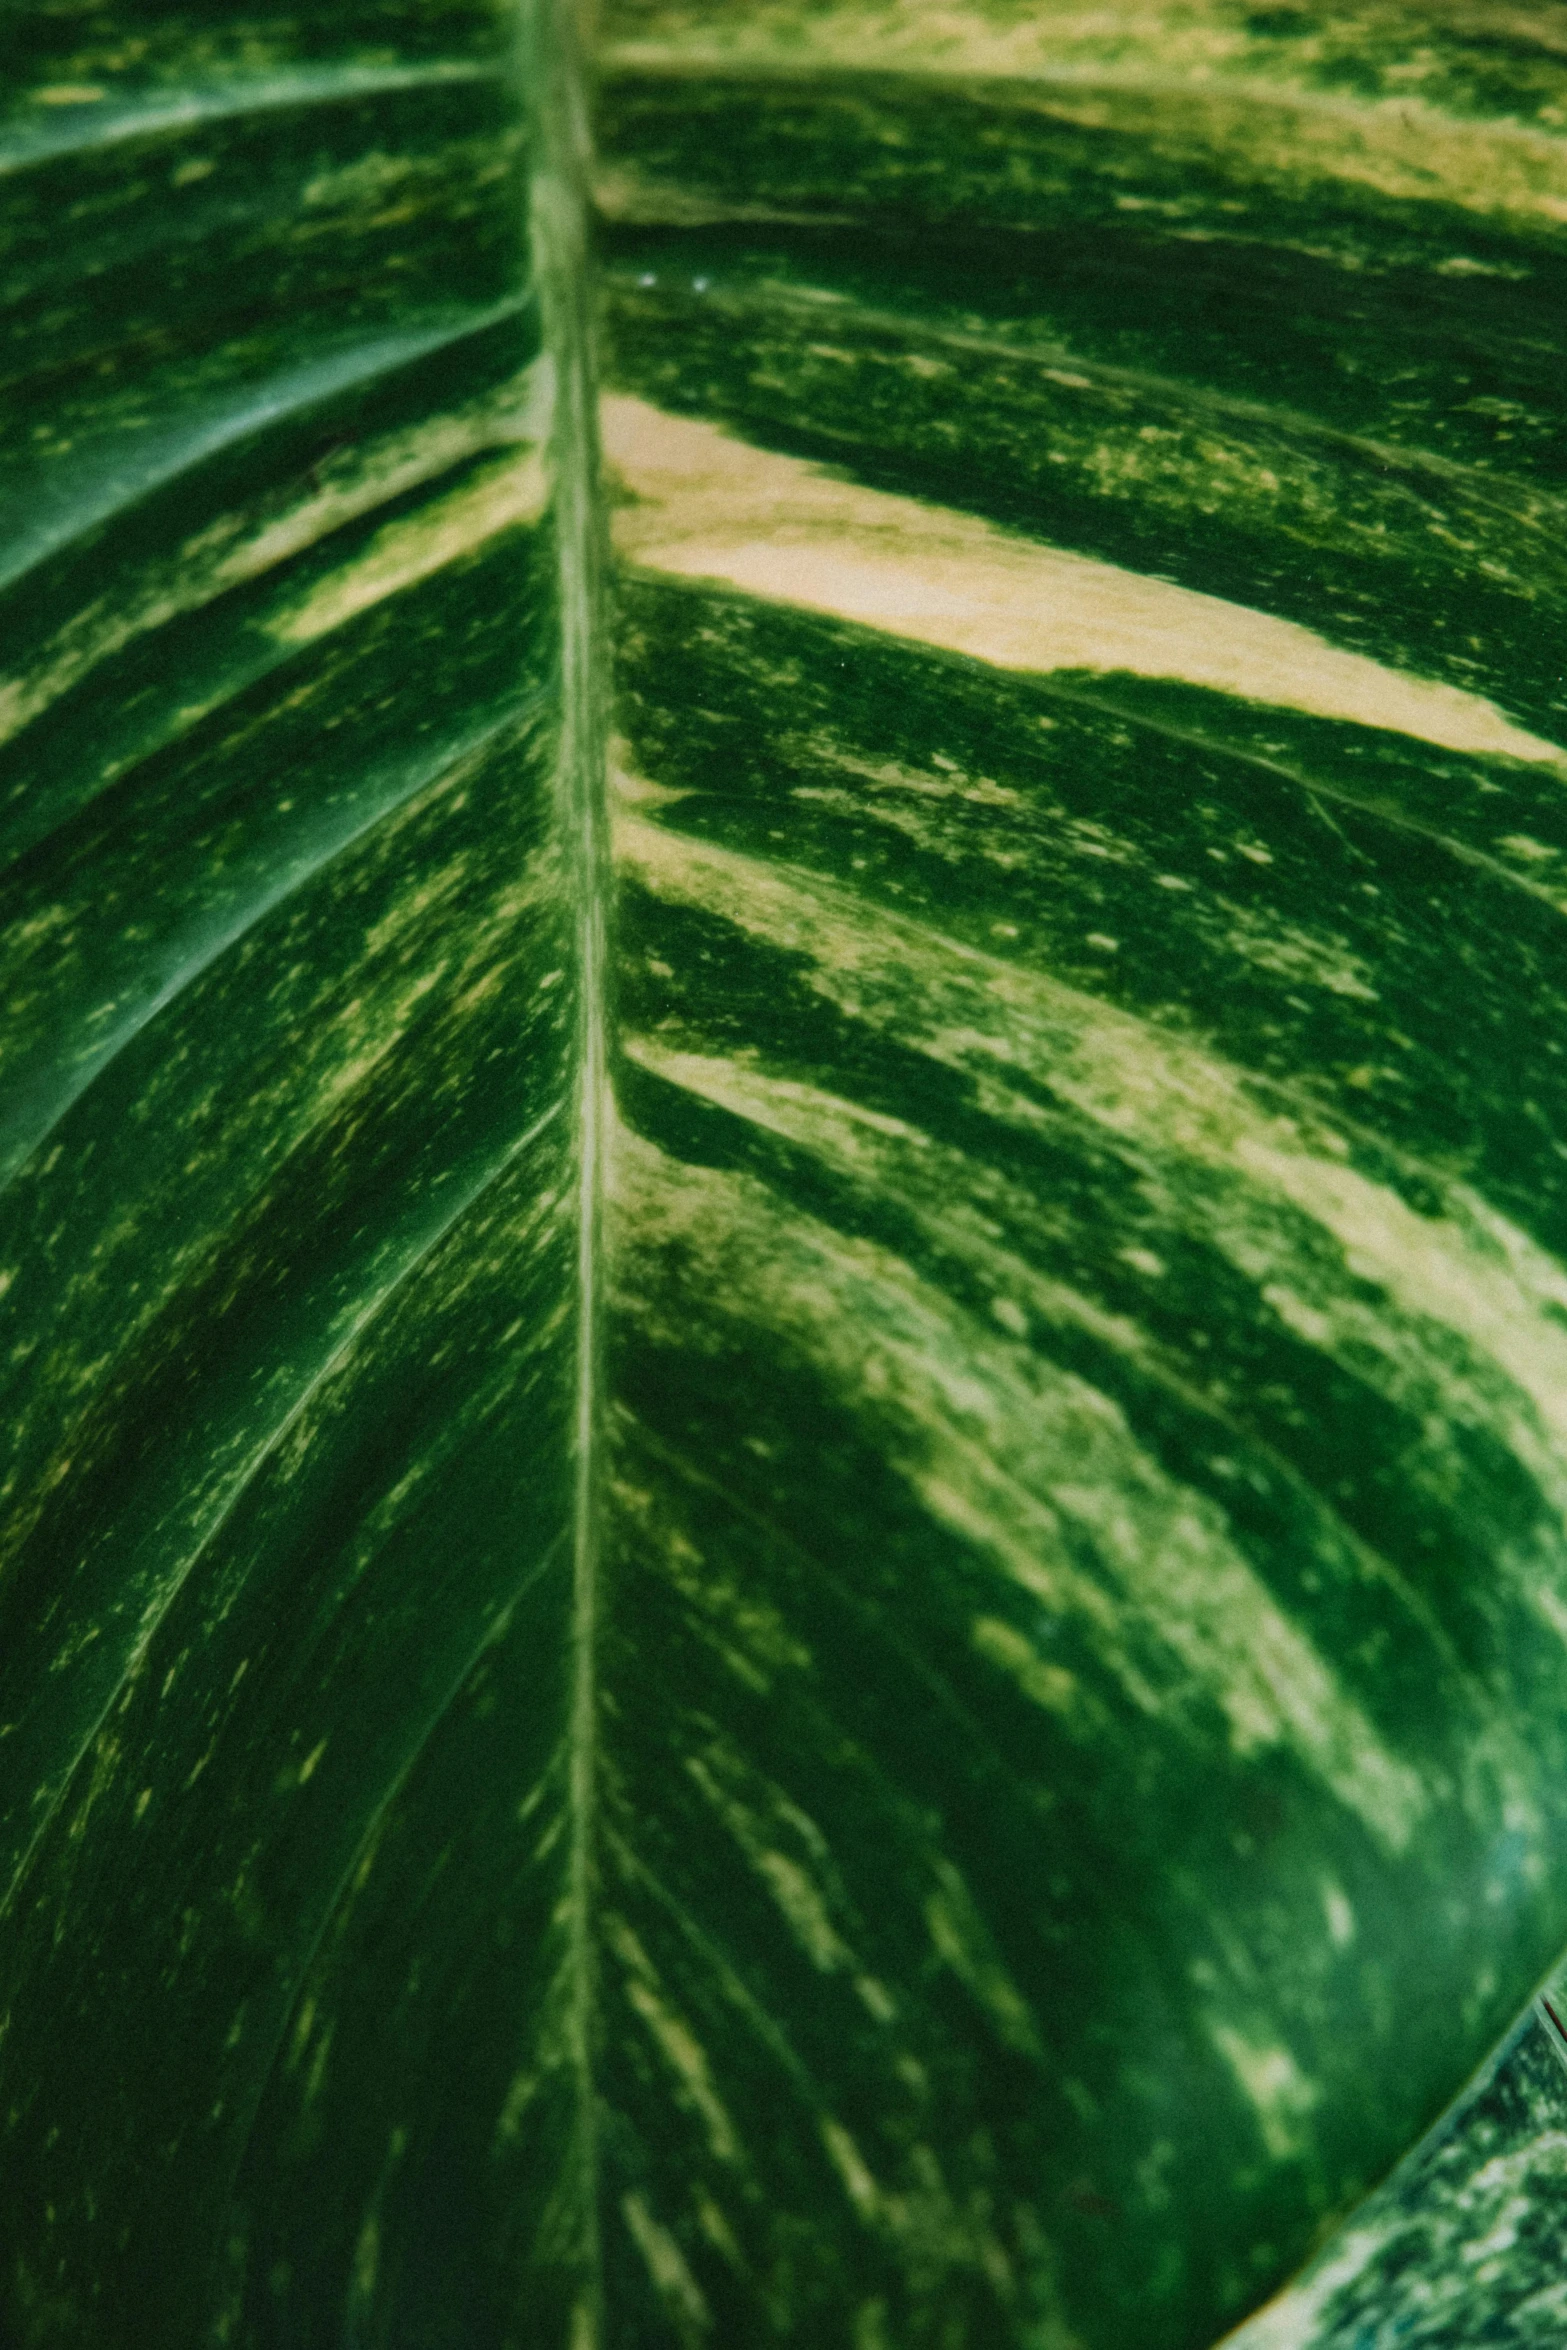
[[0, 10, 584, 2340], [592, 5, 1567, 2340], [6, 3, 1567, 2346]]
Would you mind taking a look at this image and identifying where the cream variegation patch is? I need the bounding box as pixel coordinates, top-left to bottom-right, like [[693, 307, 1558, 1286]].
[[604, 399, 1564, 770]]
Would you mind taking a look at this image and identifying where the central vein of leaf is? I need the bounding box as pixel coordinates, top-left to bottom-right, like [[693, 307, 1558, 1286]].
[[527, 1, 611, 2337]]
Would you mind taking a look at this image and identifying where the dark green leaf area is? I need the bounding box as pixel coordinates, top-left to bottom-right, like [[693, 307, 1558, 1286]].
[[0, 524, 552, 1183], [601, 257, 1567, 733], [230, 1591, 586, 2350], [5, 0, 507, 103], [0, 1128, 576, 2350], [581, 1131, 1559, 2349], [0, 11, 568, 2346], [616, 579, 1567, 1256], [0, 91, 525, 545], [604, 1375, 1135, 2350], [0, 699, 572, 1905], [597, 67, 1567, 302], [600, 217, 1567, 493], [0, 7, 532, 689], [1, 77, 518, 320]]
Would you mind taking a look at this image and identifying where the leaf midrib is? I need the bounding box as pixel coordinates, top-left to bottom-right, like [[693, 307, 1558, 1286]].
[[530, 0, 613, 2332]]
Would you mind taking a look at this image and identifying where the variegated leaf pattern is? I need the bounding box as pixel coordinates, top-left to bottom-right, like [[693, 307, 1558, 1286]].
[[3, 3, 1567, 2347], [1235, 1971, 1567, 2350]]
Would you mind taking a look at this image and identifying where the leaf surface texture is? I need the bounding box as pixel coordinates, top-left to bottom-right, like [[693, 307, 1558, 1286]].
[[4, 4, 1567, 2346]]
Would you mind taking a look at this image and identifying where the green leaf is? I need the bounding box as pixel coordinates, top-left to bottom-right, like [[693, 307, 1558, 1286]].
[[1234, 1989, 1567, 2350], [4, 3, 1567, 2345]]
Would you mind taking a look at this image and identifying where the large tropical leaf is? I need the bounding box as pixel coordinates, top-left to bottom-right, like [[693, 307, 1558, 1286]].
[[4, 1, 1567, 2344]]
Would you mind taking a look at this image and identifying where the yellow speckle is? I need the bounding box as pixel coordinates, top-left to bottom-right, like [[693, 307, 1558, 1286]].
[[351, 2211, 380, 2307], [821, 2119, 883, 2222], [924, 1859, 1043, 2057], [1533, 1584, 1567, 1653], [1119, 1247, 1166, 1279], [1211, 2025, 1320, 2162], [973, 1616, 1080, 1722], [755, 1847, 853, 1973], [1321, 1882, 1356, 1947], [694, 2191, 743, 2267], [621, 2193, 710, 2339], [623, 1978, 740, 2163], [855, 1975, 897, 2024]]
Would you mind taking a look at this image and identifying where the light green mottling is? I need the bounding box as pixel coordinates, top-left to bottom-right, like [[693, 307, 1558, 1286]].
[[607, 1912, 743, 2163], [622, 2190, 712, 2340], [1209, 2026, 1321, 2164], [614, 1119, 1426, 1847], [619, 804, 1567, 1620], [602, 1, 1567, 229]]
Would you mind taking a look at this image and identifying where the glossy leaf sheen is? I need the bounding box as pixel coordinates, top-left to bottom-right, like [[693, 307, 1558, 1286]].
[[3, 3, 1567, 2346]]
